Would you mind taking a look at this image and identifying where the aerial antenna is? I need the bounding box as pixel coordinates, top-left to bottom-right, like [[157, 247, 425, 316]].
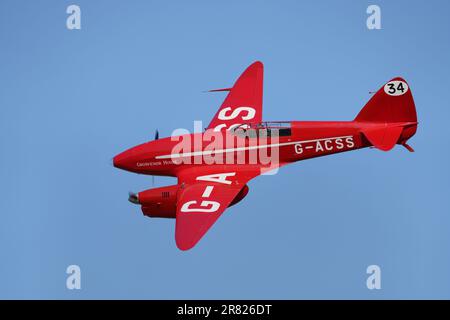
[[204, 87, 232, 93]]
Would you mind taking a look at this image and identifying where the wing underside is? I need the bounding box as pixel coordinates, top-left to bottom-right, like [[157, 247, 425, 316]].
[[175, 167, 260, 250]]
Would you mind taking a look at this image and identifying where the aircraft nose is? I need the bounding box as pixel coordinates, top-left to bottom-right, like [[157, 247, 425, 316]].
[[113, 142, 154, 172], [113, 151, 132, 170]]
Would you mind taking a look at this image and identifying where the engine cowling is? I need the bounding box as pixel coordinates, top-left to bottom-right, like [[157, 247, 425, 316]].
[[136, 185, 178, 218], [131, 184, 250, 219]]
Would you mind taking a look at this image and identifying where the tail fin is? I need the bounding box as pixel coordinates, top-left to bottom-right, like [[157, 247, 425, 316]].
[[355, 77, 417, 123], [355, 77, 418, 151]]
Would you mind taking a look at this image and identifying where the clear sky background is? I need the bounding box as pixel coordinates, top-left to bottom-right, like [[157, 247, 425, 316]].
[[1, 0, 449, 299]]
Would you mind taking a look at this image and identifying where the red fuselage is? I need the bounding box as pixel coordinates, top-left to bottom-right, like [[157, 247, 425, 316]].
[[114, 120, 417, 176]]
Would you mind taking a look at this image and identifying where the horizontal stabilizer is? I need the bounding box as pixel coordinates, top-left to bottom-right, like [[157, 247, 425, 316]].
[[361, 126, 403, 151]]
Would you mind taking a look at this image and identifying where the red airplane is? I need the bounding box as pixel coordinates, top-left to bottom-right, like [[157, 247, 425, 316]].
[[113, 61, 418, 251]]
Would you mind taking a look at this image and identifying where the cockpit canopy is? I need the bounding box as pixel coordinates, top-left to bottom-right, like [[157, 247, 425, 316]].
[[232, 121, 292, 138]]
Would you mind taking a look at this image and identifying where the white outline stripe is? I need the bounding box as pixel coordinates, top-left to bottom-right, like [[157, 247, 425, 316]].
[[155, 135, 353, 160]]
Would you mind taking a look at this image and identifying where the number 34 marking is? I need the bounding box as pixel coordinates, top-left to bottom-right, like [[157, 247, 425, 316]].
[[384, 80, 409, 96]]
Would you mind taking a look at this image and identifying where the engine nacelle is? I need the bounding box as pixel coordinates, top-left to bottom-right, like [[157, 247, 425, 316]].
[[229, 184, 249, 207], [132, 184, 250, 219], [137, 185, 178, 218]]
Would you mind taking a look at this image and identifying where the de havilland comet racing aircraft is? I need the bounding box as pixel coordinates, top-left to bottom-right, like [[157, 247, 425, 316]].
[[113, 61, 418, 250]]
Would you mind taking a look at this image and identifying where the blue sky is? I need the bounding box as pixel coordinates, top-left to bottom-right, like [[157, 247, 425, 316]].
[[1, 0, 450, 299]]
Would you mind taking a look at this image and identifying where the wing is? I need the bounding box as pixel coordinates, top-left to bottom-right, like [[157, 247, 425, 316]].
[[175, 167, 260, 250], [207, 61, 263, 132]]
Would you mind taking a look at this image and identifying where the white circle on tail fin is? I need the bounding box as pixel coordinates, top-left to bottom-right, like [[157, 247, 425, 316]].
[[384, 80, 409, 96]]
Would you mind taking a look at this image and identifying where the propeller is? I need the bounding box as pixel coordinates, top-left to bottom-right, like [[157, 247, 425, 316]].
[[128, 192, 139, 204], [125, 130, 160, 204], [151, 129, 159, 186]]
